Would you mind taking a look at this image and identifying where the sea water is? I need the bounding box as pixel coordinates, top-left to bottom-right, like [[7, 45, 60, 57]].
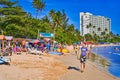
[[92, 46, 120, 78]]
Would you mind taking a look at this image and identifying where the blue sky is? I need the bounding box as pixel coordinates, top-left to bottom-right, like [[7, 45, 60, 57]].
[[15, 0, 120, 34]]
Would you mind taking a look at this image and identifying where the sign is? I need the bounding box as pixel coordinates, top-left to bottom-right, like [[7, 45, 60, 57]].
[[40, 33, 54, 37]]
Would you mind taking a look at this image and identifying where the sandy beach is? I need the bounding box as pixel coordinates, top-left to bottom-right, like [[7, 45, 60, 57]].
[[0, 53, 67, 80], [58, 45, 120, 80], [59, 54, 119, 80], [0, 46, 120, 80]]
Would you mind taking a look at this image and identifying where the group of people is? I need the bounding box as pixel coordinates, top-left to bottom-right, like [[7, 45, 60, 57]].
[[12, 39, 65, 55], [74, 43, 92, 72]]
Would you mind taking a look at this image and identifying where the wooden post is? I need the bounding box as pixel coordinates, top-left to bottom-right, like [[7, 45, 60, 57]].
[[2, 40, 4, 50]]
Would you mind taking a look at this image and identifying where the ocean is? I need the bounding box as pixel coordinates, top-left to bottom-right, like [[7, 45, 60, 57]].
[[92, 46, 120, 78]]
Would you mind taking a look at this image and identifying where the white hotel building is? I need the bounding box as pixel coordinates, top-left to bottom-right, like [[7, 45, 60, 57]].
[[80, 12, 111, 36]]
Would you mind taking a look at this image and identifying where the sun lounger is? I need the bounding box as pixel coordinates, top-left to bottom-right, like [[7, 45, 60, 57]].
[[1, 47, 12, 56], [0, 57, 11, 64], [28, 48, 43, 55]]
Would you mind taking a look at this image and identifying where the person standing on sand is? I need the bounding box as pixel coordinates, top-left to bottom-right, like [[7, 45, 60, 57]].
[[74, 44, 79, 55], [80, 43, 88, 72]]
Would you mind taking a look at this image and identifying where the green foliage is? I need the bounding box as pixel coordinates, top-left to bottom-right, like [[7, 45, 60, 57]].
[[0, 0, 82, 44], [32, 0, 45, 19], [2, 0, 120, 44]]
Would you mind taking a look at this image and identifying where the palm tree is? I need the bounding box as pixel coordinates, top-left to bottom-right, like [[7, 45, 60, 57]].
[[86, 23, 92, 33], [92, 25, 96, 35], [74, 29, 82, 41], [32, 0, 45, 19], [93, 33, 99, 42], [109, 31, 114, 40], [97, 27, 101, 31], [49, 9, 55, 18], [93, 26, 96, 28], [86, 25, 90, 29], [49, 10, 63, 30], [67, 24, 74, 32], [49, 10, 63, 47], [84, 33, 92, 41], [97, 27, 101, 35], [101, 31, 106, 39], [49, 9, 55, 22], [105, 28, 108, 31], [61, 9, 69, 30]]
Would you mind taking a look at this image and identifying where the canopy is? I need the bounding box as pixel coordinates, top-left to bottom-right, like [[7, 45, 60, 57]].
[[0, 35, 6, 40], [34, 40, 39, 44], [5, 36, 13, 40]]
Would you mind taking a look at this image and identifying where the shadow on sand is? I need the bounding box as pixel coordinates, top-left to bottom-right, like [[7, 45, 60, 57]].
[[67, 66, 80, 71], [0, 62, 10, 66]]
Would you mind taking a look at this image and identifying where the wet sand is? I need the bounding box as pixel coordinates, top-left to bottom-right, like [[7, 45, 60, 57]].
[[59, 54, 120, 80], [58, 45, 120, 80]]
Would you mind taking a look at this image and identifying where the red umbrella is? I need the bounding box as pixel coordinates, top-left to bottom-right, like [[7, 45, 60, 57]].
[[34, 40, 39, 44]]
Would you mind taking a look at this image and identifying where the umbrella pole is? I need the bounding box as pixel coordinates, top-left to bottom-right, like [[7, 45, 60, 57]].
[[2, 40, 4, 50]]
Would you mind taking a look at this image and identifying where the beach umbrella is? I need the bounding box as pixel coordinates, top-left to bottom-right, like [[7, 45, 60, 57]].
[[34, 40, 39, 44], [0, 35, 6, 40], [5, 36, 13, 40], [5, 36, 13, 47]]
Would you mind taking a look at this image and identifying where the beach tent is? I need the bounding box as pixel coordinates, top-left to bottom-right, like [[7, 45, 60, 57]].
[[5, 36, 13, 47], [0, 35, 6, 50], [5, 36, 13, 41], [0, 35, 6, 40]]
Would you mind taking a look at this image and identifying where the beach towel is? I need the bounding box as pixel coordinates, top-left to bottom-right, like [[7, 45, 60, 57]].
[[0, 57, 11, 64]]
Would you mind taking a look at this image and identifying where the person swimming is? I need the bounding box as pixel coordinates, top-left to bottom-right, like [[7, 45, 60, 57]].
[[114, 47, 119, 52]]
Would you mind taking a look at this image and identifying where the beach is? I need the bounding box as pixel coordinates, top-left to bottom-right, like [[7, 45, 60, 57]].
[[0, 46, 120, 80], [59, 54, 119, 80], [0, 53, 67, 80]]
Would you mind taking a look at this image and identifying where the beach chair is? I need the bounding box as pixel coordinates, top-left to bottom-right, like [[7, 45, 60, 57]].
[[0, 56, 11, 64], [28, 48, 43, 55], [2, 49, 10, 56]]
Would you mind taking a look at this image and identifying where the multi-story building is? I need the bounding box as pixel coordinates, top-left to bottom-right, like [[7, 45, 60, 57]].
[[80, 12, 111, 36]]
